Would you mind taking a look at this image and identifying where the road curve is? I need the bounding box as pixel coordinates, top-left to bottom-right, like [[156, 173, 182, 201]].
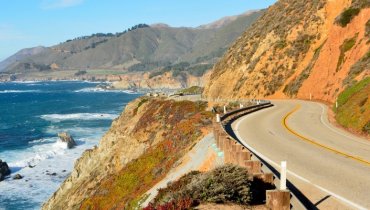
[[232, 100, 370, 209]]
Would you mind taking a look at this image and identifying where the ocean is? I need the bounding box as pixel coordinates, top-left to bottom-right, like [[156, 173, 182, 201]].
[[0, 81, 141, 210]]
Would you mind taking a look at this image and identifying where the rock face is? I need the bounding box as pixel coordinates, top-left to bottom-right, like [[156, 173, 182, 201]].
[[204, 0, 369, 103], [112, 71, 212, 90], [13, 174, 23, 180], [0, 159, 11, 181], [58, 132, 77, 149]]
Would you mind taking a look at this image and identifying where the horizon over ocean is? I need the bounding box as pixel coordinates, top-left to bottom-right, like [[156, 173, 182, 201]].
[[0, 81, 141, 210]]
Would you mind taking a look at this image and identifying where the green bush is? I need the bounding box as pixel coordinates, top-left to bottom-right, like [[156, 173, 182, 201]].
[[152, 165, 253, 206], [336, 7, 361, 27]]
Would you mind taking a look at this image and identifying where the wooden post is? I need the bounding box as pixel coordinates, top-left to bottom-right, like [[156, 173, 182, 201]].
[[223, 106, 227, 114], [266, 190, 290, 210], [216, 114, 220, 122], [238, 149, 251, 166], [244, 160, 261, 174]]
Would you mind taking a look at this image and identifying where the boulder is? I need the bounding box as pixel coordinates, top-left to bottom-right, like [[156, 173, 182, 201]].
[[58, 132, 77, 149], [13, 174, 23, 180], [0, 159, 11, 181]]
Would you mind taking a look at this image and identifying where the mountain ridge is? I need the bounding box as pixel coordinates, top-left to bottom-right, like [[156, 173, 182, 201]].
[[0, 10, 263, 77]]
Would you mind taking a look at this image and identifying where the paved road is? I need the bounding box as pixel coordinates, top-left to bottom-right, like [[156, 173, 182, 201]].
[[232, 100, 370, 209]]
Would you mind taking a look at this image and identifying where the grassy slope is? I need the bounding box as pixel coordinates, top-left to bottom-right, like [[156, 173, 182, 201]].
[[335, 77, 370, 134], [79, 99, 213, 209]]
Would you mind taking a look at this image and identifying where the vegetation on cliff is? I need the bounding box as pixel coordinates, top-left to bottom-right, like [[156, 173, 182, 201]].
[[204, 0, 369, 109], [335, 77, 370, 134], [43, 98, 213, 210], [204, 0, 327, 98]]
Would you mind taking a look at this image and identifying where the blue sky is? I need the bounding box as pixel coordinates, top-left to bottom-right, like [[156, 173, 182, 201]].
[[0, 0, 276, 61]]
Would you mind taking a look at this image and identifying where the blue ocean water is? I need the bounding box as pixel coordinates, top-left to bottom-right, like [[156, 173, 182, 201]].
[[0, 81, 141, 210]]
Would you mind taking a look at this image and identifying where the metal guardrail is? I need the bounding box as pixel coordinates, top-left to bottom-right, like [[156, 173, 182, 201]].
[[216, 101, 307, 209]]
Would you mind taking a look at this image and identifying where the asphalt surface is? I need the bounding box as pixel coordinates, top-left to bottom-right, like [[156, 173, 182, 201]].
[[232, 100, 370, 209]]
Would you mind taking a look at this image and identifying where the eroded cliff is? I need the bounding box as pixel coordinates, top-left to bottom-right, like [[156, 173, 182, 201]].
[[42, 97, 212, 209]]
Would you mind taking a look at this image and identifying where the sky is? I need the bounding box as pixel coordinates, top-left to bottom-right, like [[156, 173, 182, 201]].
[[0, 0, 276, 61]]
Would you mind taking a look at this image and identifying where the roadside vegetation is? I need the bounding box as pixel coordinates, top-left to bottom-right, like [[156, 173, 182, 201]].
[[145, 165, 274, 209], [335, 77, 370, 134], [176, 86, 204, 95]]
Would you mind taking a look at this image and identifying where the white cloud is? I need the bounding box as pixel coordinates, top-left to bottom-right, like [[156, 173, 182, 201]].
[[41, 0, 84, 9]]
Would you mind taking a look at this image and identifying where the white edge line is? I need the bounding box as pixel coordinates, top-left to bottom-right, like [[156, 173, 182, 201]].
[[317, 103, 370, 146], [234, 114, 367, 210]]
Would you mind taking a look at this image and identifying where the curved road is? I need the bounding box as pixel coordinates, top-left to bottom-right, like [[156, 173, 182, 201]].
[[232, 100, 370, 209]]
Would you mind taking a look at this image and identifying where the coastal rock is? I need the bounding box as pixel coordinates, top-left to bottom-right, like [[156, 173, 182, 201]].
[[13, 174, 23, 180], [58, 132, 76, 149], [0, 159, 11, 181]]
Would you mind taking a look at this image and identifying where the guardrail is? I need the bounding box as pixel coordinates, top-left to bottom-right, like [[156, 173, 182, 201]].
[[213, 101, 303, 210]]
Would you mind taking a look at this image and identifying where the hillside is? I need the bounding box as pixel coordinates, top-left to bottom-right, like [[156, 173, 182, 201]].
[[0, 10, 263, 84], [42, 97, 213, 209], [204, 0, 369, 104]]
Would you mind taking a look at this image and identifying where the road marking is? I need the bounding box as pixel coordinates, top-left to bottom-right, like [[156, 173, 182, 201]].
[[234, 112, 367, 210], [317, 103, 370, 146], [283, 105, 370, 166]]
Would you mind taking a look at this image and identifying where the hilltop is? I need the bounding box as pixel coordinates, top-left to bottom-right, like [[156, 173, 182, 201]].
[[0, 10, 263, 87]]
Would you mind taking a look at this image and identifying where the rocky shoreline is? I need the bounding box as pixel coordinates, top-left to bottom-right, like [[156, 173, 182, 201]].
[[0, 159, 11, 181]]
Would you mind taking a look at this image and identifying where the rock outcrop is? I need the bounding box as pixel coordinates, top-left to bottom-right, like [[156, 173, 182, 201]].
[[0, 159, 11, 181], [58, 132, 77, 149], [13, 174, 23, 180]]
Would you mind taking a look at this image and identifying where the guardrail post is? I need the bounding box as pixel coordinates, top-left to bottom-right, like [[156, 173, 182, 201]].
[[266, 190, 290, 210], [280, 161, 287, 190], [216, 114, 220, 123], [238, 149, 251, 166], [223, 106, 227, 114], [254, 173, 274, 184], [244, 160, 261, 174]]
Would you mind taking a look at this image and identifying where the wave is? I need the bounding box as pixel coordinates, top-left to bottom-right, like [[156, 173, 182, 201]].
[[8, 139, 67, 168], [0, 90, 40, 93], [74, 87, 137, 94], [40, 113, 118, 122]]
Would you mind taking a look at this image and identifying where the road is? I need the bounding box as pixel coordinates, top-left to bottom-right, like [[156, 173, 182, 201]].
[[232, 100, 370, 209]]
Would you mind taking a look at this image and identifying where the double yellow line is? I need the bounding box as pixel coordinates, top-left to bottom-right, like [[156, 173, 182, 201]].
[[282, 105, 370, 166]]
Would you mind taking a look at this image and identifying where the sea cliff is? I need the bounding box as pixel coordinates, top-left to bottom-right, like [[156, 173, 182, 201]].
[[42, 97, 213, 209]]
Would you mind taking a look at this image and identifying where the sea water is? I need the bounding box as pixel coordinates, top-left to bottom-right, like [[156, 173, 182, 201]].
[[0, 81, 141, 209]]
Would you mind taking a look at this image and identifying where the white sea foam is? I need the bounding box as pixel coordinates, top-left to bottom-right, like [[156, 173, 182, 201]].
[[0, 90, 40, 93], [40, 113, 118, 122], [0, 131, 104, 209], [74, 87, 137, 94]]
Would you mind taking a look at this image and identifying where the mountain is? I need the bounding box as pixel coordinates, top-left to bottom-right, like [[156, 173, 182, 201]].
[[204, 0, 369, 104], [0, 10, 263, 81], [0, 46, 47, 72]]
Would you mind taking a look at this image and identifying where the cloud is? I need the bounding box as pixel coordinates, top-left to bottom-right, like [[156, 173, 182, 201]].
[[41, 0, 84, 9]]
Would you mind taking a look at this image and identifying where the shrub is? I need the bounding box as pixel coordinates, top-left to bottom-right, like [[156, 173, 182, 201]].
[[336, 36, 357, 72], [176, 86, 204, 95], [336, 7, 361, 27], [151, 165, 253, 207], [74, 70, 87, 76]]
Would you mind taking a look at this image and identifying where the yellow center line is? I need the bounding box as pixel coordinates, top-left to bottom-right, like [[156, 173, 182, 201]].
[[282, 105, 370, 166]]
